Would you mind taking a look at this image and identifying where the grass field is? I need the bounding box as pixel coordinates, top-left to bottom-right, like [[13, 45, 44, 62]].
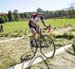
[[0, 18, 75, 36]]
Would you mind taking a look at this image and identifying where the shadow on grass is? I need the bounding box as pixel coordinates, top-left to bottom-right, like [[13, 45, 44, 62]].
[[66, 50, 75, 56], [24, 56, 50, 69], [20, 46, 52, 69]]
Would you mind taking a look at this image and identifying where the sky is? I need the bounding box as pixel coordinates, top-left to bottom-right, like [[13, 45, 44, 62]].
[[0, 0, 75, 13]]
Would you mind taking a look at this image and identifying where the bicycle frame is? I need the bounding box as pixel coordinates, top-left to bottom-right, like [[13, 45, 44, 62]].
[[39, 25, 51, 38]]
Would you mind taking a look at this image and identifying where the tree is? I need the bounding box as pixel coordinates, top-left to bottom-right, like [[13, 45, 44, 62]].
[[3, 14, 8, 22], [68, 1, 75, 18], [0, 14, 8, 23], [24, 13, 28, 18], [0, 16, 5, 23], [7, 10, 14, 21], [13, 10, 20, 21], [20, 13, 25, 19]]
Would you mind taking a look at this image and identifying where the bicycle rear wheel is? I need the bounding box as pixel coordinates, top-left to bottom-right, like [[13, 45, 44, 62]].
[[40, 35, 55, 58]]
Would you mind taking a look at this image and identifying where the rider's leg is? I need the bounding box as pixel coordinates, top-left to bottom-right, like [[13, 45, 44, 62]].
[[29, 27, 37, 46], [36, 26, 41, 46], [30, 27, 36, 39], [36, 26, 41, 37]]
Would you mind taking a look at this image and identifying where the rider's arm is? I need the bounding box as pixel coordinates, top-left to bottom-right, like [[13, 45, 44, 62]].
[[40, 16, 51, 32], [40, 16, 47, 27]]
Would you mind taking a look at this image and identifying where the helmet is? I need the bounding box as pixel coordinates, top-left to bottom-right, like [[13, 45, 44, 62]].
[[37, 8, 44, 15]]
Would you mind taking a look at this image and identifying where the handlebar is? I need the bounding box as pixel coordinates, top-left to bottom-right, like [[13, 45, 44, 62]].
[[44, 25, 51, 33], [39, 25, 51, 33]]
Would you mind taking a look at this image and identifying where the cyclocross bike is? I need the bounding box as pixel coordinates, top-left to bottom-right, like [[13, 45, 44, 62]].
[[30, 25, 56, 58]]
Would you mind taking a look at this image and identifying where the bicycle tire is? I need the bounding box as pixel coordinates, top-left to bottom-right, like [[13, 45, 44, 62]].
[[40, 35, 55, 58], [20, 51, 35, 62]]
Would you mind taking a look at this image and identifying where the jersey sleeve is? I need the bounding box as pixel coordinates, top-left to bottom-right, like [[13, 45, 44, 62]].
[[40, 16, 45, 23]]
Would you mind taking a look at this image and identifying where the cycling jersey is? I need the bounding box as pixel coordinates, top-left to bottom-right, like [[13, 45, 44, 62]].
[[28, 14, 45, 34], [29, 14, 45, 28]]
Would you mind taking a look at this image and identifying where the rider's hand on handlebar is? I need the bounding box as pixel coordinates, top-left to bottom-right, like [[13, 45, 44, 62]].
[[45, 25, 51, 33]]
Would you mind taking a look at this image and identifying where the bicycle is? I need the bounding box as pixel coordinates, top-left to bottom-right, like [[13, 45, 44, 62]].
[[30, 25, 56, 58]]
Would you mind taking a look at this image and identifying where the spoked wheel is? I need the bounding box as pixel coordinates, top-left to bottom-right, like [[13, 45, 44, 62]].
[[40, 35, 55, 58], [30, 38, 37, 55]]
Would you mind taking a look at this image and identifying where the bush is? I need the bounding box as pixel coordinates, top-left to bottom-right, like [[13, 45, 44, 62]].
[[55, 32, 74, 40], [0, 16, 5, 23], [63, 33, 74, 40], [0, 32, 8, 37], [4, 15, 8, 22], [0, 15, 8, 23]]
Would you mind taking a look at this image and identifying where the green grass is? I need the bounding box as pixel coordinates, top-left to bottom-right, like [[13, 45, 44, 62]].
[[2, 21, 28, 33], [39, 18, 75, 27], [1, 18, 75, 34]]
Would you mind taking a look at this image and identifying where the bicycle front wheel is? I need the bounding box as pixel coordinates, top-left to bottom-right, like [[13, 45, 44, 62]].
[[40, 35, 55, 58]]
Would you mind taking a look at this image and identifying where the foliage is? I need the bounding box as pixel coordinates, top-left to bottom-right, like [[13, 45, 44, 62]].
[[0, 16, 5, 23], [19, 9, 75, 19], [13, 10, 20, 21], [0, 9, 75, 23], [0, 15, 8, 23], [7, 10, 14, 21], [55, 33, 74, 40]]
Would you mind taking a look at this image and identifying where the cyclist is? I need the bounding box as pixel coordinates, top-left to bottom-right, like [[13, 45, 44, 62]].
[[28, 8, 50, 38]]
